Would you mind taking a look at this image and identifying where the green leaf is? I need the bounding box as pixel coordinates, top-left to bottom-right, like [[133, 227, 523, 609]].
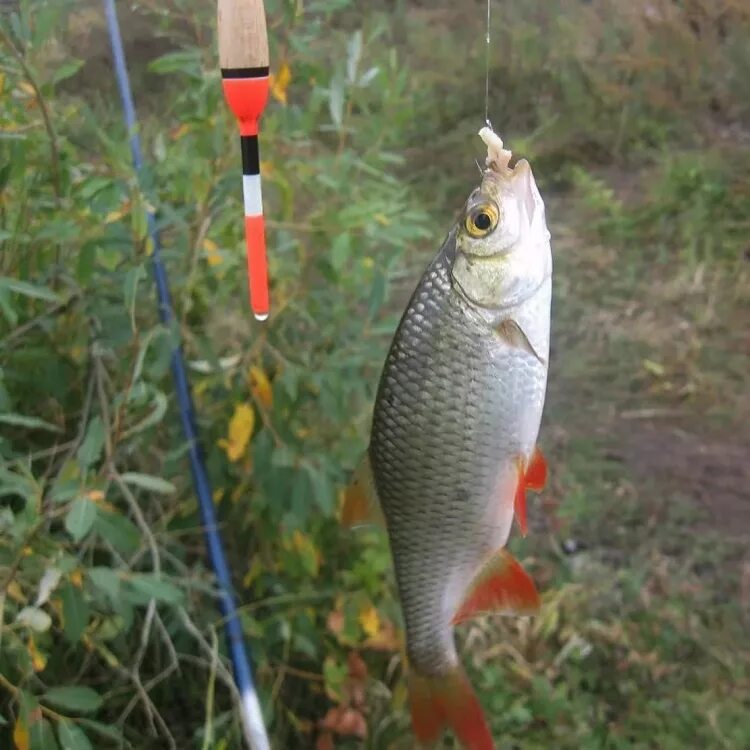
[[43, 687, 102, 714], [76, 720, 123, 743], [88, 567, 120, 602], [127, 574, 184, 605], [30, 718, 59, 750], [93, 510, 140, 554], [51, 59, 84, 86], [0, 285, 17, 325], [120, 472, 176, 495], [76, 418, 104, 468], [59, 582, 89, 643], [0, 277, 61, 303], [308, 465, 335, 515], [56, 721, 92, 750], [64, 499, 97, 541], [123, 265, 146, 331], [0, 413, 62, 433]]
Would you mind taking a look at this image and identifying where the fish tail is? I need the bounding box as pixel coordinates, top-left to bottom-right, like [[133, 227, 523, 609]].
[[408, 666, 493, 749]]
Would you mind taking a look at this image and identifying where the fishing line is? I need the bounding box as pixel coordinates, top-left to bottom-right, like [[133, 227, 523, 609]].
[[484, 0, 492, 129]]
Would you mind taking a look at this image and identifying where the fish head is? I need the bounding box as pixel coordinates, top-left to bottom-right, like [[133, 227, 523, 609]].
[[452, 156, 551, 312]]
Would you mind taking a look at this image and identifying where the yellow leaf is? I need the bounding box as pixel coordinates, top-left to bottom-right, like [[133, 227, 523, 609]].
[[218, 402, 255, 462], [69, 569, 83, 588], [104, 202, 130, 224], [290, 530, 320, 576], [27, 636, 47, 672], [242, 557, 262, 589], [13, 717, 29, 750], [642, 358, 666, 377], [358, 603, 380, 639], [203, 238, 222, 267], [86, 489, 105, 502], [170, 123, 191, 141], [18, 81, 35, 97], [269, 61, 292, 105], [362, 257, 374, 269], [248, 366, 273, 408], [7, 580, 25, 603]]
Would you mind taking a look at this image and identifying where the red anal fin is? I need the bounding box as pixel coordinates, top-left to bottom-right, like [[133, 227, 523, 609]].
[[409, 668, 493, 750], [452, 550, 540, 626]]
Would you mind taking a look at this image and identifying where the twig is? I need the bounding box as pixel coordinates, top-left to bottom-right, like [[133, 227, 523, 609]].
[[178, 607, 242, 705], [110, 469, 162, 576], [200, 627, 219, 750], [0, 670, 65, 723]]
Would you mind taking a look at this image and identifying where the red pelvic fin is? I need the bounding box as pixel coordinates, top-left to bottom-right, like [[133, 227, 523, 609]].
[[514, 447, 548, 535], [514, 463, 529, 536], [525, 446, 547, 491], [409, 667, 493, 750], [452, 550, 540, 626]]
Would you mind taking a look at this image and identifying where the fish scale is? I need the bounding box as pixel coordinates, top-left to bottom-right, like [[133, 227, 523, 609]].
[[371, 234, 546, 677]]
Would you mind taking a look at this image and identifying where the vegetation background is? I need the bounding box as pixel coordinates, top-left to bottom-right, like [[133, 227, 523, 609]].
[[1, 0, 748, 748]]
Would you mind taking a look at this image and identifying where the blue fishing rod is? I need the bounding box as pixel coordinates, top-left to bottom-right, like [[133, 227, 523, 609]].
[[102, 2, 270, 748]]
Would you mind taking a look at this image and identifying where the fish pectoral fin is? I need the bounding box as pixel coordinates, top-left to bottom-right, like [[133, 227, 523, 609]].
[[341, 451, 384, 529], [452, 550, 540, 626], [514, 447, 548, 536], [494, 318, 546, 365], [409, 667, 493, 750]]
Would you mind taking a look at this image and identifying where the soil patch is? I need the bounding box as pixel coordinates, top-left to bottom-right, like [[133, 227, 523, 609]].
[[618, 421, 750, 537]]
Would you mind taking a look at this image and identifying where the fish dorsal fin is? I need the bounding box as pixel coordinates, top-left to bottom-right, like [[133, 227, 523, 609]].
[[452, 550, 540, 625], [341, 451, 384, 529], [495, 318, 546, 365]]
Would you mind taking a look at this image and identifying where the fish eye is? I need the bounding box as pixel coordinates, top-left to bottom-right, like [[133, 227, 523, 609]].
[[464, 201, 499, 238]]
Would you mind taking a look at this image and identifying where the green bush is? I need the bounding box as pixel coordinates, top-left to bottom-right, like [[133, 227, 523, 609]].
[[1, 1, 430, 747]]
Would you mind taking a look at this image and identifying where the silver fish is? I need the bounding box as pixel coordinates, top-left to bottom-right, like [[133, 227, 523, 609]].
[[344, 128, 552, 749]]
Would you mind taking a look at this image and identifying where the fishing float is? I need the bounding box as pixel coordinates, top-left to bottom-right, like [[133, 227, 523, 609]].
[[218, 0, 271, 321]]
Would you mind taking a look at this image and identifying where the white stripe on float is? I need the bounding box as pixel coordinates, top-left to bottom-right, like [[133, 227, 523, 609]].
[[242, 174, 263, 217]]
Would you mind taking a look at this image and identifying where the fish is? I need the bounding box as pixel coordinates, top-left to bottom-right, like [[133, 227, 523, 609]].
[[343, 127, 552, 749]]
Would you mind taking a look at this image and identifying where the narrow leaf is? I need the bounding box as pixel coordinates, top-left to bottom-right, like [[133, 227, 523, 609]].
[[127, 574, 184, 605], [0, 277, 60, 302], [43, 687, 102, 714], [56, 720, 93, 750], [120, 472, 175, 495], [64, 500, 97, 542], [60, 582, 89, 643], [76, 418, 104, 468], [0, 413, 61, 433]]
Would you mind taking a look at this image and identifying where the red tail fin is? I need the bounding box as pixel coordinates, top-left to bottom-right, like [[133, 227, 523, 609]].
[[408, 668, 493, 749]]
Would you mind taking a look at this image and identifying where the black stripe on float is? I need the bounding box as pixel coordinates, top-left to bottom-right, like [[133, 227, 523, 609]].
[[240, 135, 260, 176], [221, 66, 270, 79]]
